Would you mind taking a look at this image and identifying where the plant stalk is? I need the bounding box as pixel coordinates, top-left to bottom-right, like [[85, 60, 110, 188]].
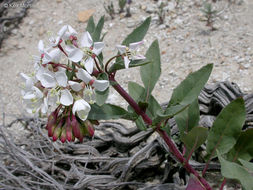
[[109, 75, 212, 190]]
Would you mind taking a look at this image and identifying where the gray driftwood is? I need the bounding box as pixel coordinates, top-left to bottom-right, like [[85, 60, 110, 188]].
[[0, 81, 252, 190]]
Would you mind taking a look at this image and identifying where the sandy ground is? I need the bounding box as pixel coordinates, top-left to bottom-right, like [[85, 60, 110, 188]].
[[0, 0, 253, 124]]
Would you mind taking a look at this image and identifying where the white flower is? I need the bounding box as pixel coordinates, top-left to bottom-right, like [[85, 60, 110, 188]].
[[68, 81, 83, 92], [72, 99, 91, 121], [116, 41, 146, 68], [39, 70, 73, 106], [67, 31, 104, 74], [83, 86, 96, 104], [76, 68, 109, 91], [34, 40, 62, 67], [58, 25, 77, 41], [22, 86, 48, 114], [42, 49, 62, 64], [20, 73, 37, 94], [60, 89, 73, 106]]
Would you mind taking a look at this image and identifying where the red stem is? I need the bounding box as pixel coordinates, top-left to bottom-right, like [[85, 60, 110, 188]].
[[109, 75, 152, 125], [220, 179, 226, 190], [109, 75, 212, 190]]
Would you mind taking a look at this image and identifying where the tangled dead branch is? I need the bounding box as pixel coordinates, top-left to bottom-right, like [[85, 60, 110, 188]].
[[0, 81, 252, 190]]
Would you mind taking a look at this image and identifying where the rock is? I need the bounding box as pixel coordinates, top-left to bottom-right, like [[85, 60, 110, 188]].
[[29, 20, 35, 25], [57, 20, 63, 25], [38, 27, 45, 36], [12, 29, 18, 35], [243, 63, 251, 69], [183, 46, 190, 53], [174, 18, 183, 25], [222, 49, 231, 57], [78, 9, 95, 23], [164, 2, 175, 11], [146, 4, 156, 13], [127, 21, 136, 28], [141, 5, 147, 11], [158, 24, 166, 29], [236, 57, 245, 64]]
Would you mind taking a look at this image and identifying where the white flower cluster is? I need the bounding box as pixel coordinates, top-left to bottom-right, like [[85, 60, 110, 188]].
[[21, 25, 109, 120], [20, 24, 145, 142]]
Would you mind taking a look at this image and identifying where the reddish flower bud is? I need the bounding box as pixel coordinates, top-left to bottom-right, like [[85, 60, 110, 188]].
[[86, 121, 94, 137], [48, 124, 56, 137], [60, 127, 67, 143], [71, 114, 81, 139], [46, 110, 58, 130], [52, 125, 62, 141], [52, 120, 63, 141], [66, 117, 73, 142]]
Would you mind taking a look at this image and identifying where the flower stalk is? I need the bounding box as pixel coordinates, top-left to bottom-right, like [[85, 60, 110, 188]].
[[109, 74, 212, 190]]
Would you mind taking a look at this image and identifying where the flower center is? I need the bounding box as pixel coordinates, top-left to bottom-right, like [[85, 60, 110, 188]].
[[125, 47, 132, 59]]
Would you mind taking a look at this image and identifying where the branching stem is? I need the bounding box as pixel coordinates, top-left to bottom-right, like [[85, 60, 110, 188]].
[[109, 74, 212, 190]]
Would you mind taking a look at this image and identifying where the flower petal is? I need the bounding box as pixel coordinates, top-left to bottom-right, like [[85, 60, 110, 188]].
[[47, 89, 59, 106], [84, 57, 94, 74], [49, 49, 62, 63], [132, 55, 146, 60], [68, 81, 83, 92], [93, 42, 104, 55], [116, 45, 126, 54], [38, 40, 44, 53], [72, 99, 91, 121], [33, 86, 43, 99], [58, 25, 68, 37], [41, 97, 48, 114], [40, 73, 56, 88], [67, 46, 83, 62], [76, 68, 92, 83], [68, 25, 77, 36], [23, 92, 36, 100], [129, 41, 143, 50], [60, 89, 73, 106], [93, 80, 109, 91], [55, 71, 68, 87], [124, 56, 130, 68], [80, 31, 93, 47]]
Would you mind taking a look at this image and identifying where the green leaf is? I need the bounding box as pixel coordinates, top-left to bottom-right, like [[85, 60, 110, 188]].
[[181, 127, 208, 158], [122, 17, 151, 46], [228, 128, 253, 161], [161, 121, 171, 136], [175, 99, 200, 137], [92, 16, 105, 42], [109, 59, 150, 73], [239, 159, 253, 173], [167, 64, 213, 106], [86, 16, 96, 34], [88, 103, 128, 120], [153, 104, 189, 125], [135, 116, 147, 130], [128, 82, 162, 119], [217, 151, 253, 190], [140, 40, 161, 95], [206, 98, 246, 159], [95, 73, 109, 106]]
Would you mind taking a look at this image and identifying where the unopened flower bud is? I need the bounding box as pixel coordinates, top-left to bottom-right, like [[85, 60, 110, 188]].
[[85, 120, 94, 137], [52, 120, 63, 141], [60, 127, 67, 143], [71, 114, 81, 139], [66, 116, 73, 142]]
